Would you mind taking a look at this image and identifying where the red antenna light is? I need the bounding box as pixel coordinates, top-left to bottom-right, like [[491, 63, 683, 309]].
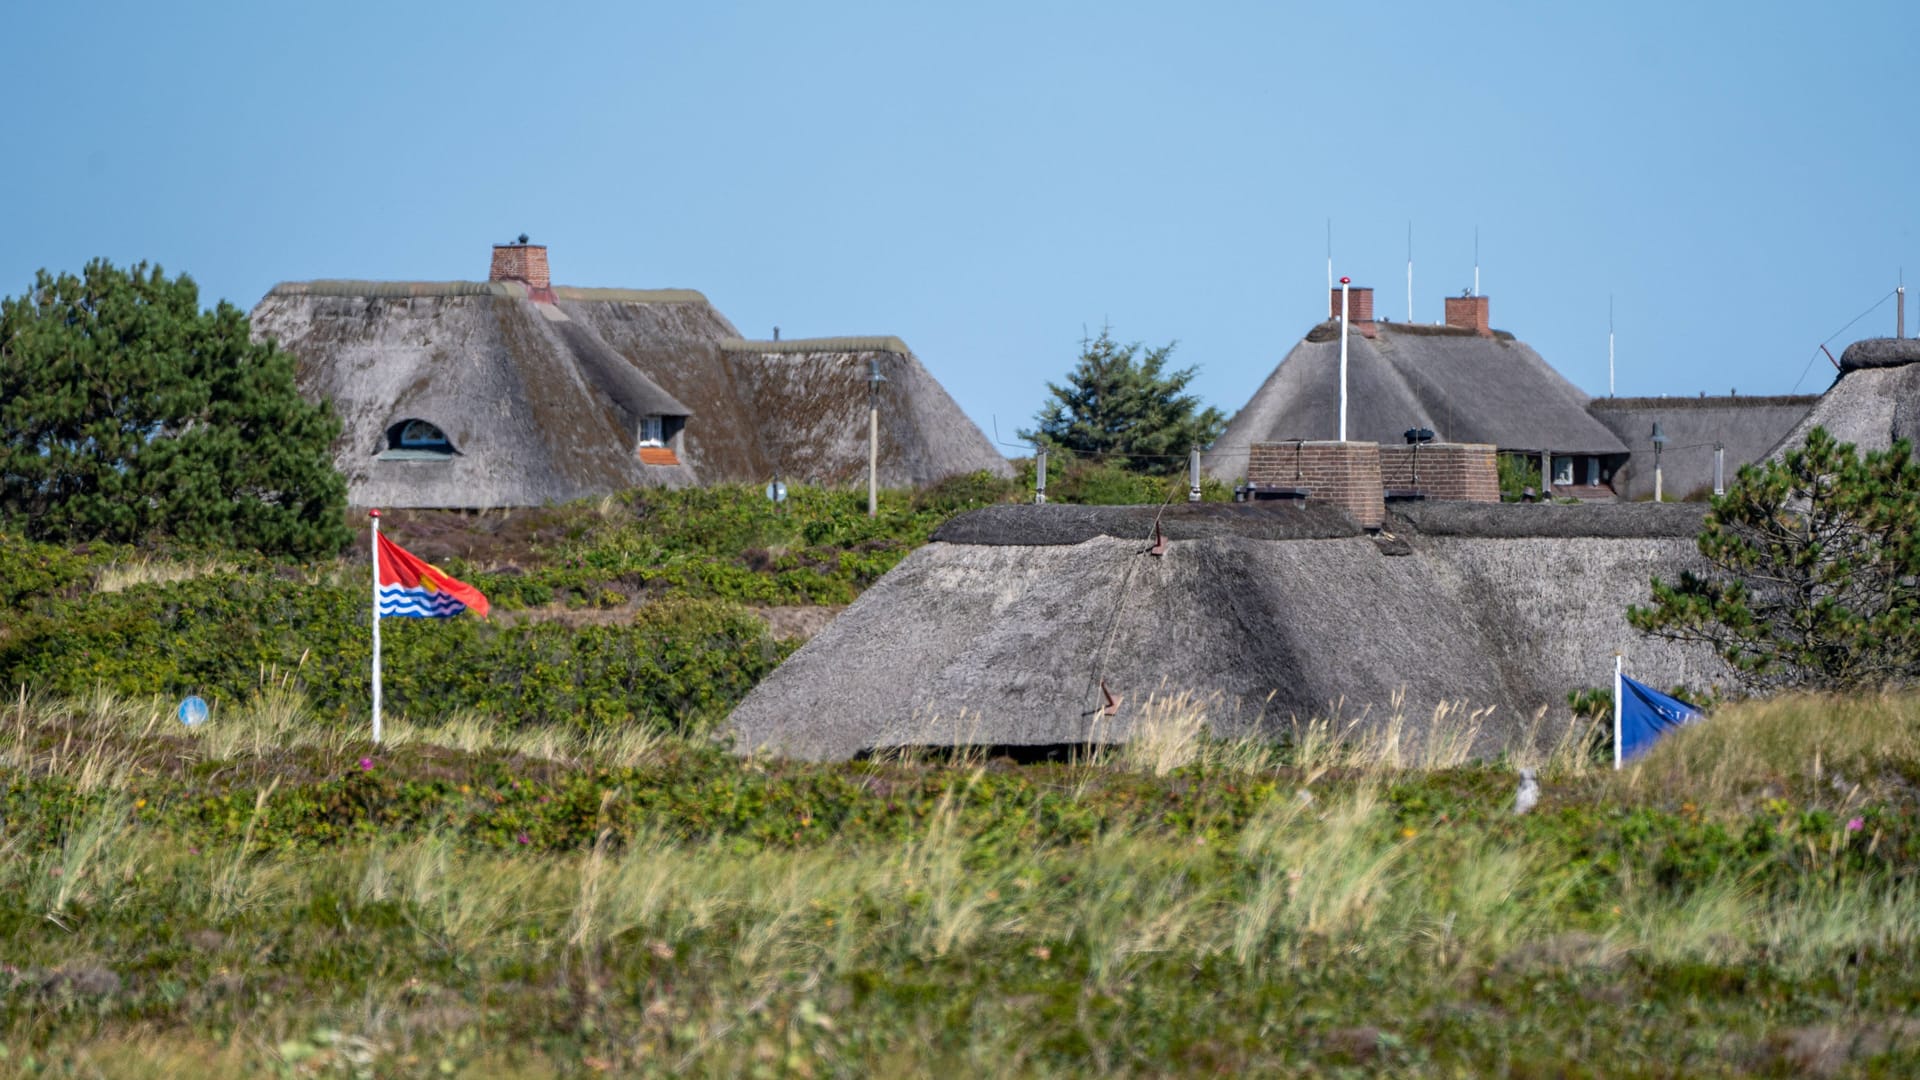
[[1339, 276, 1351, 285]]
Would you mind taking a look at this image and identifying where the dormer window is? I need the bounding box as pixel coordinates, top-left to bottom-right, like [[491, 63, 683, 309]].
[[636, 414, 685, 466], [379, 419, 458, 461]]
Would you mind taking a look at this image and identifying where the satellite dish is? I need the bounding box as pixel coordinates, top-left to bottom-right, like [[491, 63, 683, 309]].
[[177, 696, 209, 727], [765, 480, 788, 504]]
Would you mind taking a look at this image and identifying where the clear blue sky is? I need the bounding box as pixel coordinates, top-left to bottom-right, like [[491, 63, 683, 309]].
[[6, 1, 1916, 447]]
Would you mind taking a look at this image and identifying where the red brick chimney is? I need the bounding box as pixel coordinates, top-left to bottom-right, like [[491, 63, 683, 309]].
[[1444, 294, 1491, 336], [490, 239, 552, 301], [1329, 285, 1377, 338]]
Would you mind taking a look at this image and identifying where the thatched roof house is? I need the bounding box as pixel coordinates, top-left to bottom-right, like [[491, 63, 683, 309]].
[[250, 243, 1010, 508], [1209, 292, 1629, 493], [727, 501, 1729, 761], [1770, 338, 1920, 459], [1588, 394, 1816, 501]]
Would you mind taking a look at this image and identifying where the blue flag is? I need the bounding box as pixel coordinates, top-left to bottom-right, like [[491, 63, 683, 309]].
[[1617, 675, 1703, 764]]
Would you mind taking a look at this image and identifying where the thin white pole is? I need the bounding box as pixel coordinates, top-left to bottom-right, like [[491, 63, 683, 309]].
[[1407, 222, 1414, 323], [1473, 226, 1480, 297], [1613, 654, 1624, 771], [868, 402, 879, 517], [370, 509, 383, 745], [1338, 277, 1351, 442]]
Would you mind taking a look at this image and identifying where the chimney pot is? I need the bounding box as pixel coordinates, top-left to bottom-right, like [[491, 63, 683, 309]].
[[1443, 294, 1491, 336], [1330, 286, 1377, 337], [490, 241, 552, 296]]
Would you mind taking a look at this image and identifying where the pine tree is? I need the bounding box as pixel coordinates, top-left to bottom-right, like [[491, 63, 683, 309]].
[[1629, 426, 1920, 691], [1021, 327, 1225, 475], [0, 260, 350, 558]]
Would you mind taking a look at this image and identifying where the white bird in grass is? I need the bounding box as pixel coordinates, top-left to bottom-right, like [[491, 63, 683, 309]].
[[1513, 768, 1540, 815]]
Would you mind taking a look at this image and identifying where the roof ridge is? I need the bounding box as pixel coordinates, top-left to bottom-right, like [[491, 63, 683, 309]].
[[722, 335, 911, 355]]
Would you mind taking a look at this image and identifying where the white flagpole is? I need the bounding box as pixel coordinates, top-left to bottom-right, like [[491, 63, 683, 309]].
[[1613, 653, 1623, 771], [370, 509, 383, 746]]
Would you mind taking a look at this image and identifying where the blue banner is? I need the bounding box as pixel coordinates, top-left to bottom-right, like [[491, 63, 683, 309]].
[[1618, 675, 1702, 762]]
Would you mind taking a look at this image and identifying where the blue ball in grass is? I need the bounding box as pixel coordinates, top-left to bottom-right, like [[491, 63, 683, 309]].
[[177, 696, 209, 727]]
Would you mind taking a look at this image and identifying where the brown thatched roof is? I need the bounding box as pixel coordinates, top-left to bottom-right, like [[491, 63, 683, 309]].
[[727, 504, 1729, 761], [1586, 396, 1816, 500], [710, 338, 1012, 487], [252, 282, 1009, 506], [1207, 323, 1627, 481]]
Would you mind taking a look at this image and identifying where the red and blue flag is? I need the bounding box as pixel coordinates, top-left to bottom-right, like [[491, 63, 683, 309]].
[[376, 533, 489, 619]]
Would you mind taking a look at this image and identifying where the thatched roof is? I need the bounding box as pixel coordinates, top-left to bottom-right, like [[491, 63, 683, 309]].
[[1587, 396, 1816, 501], [1771, 340, 1920, 460], [933, 502, 1360, 545], [1208, 322, 1627, 480], [252, 282, 1009, 506], [707, 337, 1012, 487], [727, 503, 1728, 761], [1840, 337, 1920, 371]]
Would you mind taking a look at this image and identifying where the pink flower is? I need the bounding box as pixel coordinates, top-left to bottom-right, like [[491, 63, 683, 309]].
[[358, 758, 374, 771], [516, 832, 531, 845], [1847, 817, 1865, 832]]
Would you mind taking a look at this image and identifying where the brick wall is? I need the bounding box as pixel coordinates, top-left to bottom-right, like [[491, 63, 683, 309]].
[[1328, 286, 1377, 338], [1248, 440, 1384, 528], [490, 244, 551, 290], [1443, 295, 1490, 336], [1378, 443, 1500, 502]]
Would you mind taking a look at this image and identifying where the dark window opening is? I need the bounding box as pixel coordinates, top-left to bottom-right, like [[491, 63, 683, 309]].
[[379, 418, 458, 460]]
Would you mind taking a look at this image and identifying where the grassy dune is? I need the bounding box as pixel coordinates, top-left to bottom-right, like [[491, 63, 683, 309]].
[[0, 689, 1913, 1076]]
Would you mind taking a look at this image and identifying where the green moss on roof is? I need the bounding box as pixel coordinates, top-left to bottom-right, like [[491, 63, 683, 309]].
[[269, 280, 514, 299], [721, 336, 911, 355], [552, 287, 709, 304], [266, 282, 710, 305], [1590, 395, 1819, 410]]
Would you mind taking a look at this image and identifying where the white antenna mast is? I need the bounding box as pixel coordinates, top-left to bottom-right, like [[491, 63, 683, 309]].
[[1608, 294, 1616, 397], [1325, 219, 1333, 291], [1406, 222, 1414, 322], [1473, 225, 1480, 297]]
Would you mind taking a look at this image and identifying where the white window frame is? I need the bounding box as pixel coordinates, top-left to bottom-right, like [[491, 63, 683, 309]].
[[639, 416, 665, 447]]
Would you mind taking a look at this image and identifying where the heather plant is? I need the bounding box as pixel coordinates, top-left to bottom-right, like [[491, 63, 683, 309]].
[[0, 688, 1909, 1074]]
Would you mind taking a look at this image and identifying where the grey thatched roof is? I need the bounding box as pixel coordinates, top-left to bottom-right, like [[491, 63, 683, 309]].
[[253, 285, 1010, 506], [933, 502, 1361, 545], [251, 291, 702, 509], [1587, 396, 1816, 501], [1771, 349, 1920, 462], [727, 504, 1728, 761], [1207, 323, 1627, 481], [1388, 500, 1707, 538], [1839, 337, 1920, 371]]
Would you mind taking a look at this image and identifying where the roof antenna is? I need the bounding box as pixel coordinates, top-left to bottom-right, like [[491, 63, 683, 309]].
[[1406, 222, 1414, 323], [1326, 219, 1333, 291], [1899, 268, 1906, 339], [1473, 225, 1480, 298]]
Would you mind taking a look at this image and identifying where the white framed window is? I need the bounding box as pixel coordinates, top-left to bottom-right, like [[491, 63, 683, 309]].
[[1552, 456, 1575, 486], [639, 415, 665, 446]]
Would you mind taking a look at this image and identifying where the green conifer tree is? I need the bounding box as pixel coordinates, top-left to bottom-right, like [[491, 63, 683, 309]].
[[1630, 426, 1920, 691], [0, 260, 350, 558], [1021, 327, 1225, 475]]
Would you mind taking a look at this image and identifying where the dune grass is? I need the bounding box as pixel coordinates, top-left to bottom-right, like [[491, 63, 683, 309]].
[[0, 688, 1913, 1075]]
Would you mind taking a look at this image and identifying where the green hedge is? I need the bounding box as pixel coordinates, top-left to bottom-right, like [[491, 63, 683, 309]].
[[1, 575, 793, 734]]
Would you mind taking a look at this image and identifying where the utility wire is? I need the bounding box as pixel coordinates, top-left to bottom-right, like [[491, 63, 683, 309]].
[[1792, 289, 1898, 394]]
